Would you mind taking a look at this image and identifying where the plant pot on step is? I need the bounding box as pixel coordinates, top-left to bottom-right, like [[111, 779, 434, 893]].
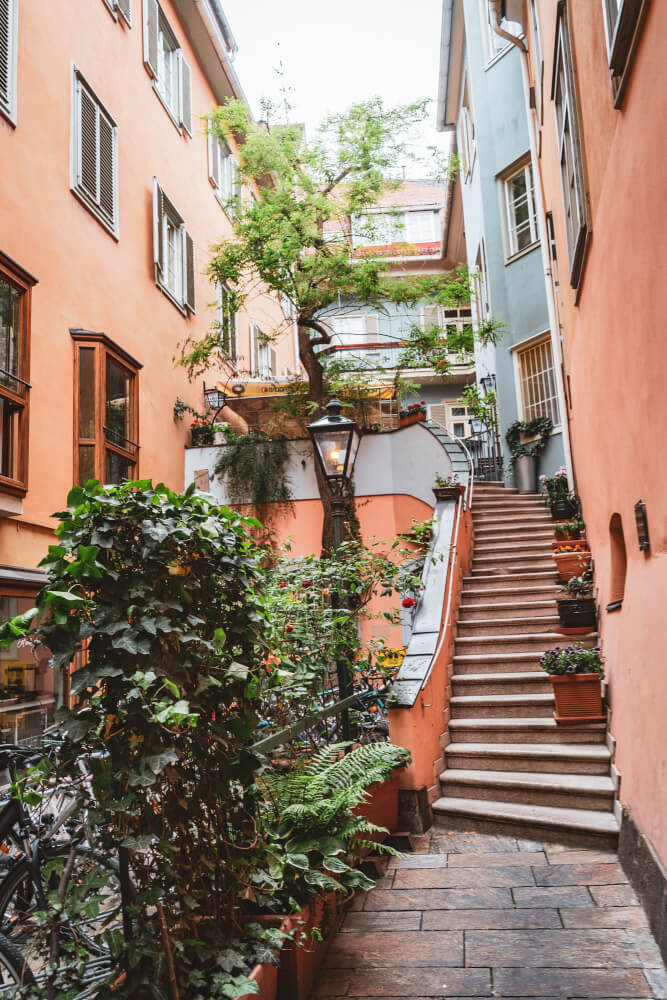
[[238, 962, 279, 1000], [433, 485, 464, 502], [513, 455, 536, 493], [556, 597, 597, 633], [552, 529, 581, 543], [553, 549, 592, 580], [550, 673, 605, 724], [277, 892, 338, 1000], [353, 768, 401, 843], [550, 497, 577, 521]]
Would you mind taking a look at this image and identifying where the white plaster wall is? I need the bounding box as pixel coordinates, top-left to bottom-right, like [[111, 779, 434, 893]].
[[184, 423, 454, 507]]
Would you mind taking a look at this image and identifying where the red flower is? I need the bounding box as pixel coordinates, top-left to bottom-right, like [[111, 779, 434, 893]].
[[279, 581, 286, 588], [401, 596, 416, 609]]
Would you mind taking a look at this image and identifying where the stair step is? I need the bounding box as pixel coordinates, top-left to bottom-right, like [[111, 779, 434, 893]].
[[450, 693, 554, 719], [471, 560, 557, 574], [445, 741, 611, 775], [439, 769, 615, 810], [460, 602, 557, 620], [474, 540, 554, 555], [452, 672, 551, 695], [463, 586, 560, 603], [455, 632, 597, 655], [475, 524, 554, 537], [467, 568, 558, 583], [448, 717, 606, 744], [454, 651, 563, 674], [457, 617, 559, 636], [431, 796, 619, 845]]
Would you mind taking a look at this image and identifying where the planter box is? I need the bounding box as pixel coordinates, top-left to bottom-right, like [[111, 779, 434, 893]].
[[238, 962, 278, 1000], [353, 768, 401, 838], [556, 597, 597, 632], [399, 412, 426, 428], [552, 530, 582, 543], [433, 485, 464, 502], [549, 498, 577, 521], [191, 427, 214, 447], [278, 893, 338, 1000], [553, 550, 592, 580], [550, 673, 605, 725]]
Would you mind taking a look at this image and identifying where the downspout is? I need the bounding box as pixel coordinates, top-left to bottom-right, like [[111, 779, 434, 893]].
[[488, 2, 575, 487]]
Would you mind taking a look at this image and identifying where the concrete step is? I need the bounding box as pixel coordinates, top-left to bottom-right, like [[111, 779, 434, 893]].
[[474, 533, 555, 549], [431, 796, 619, 846], [457, 616, 560, 636], [472, 554, 556, 571], [439, 769, 615, 811], [474, 524, 555, 538], [448, 717, 606, 744], [454, 632, 598, 655], [450, 693, 554, 719], [454, 650, 561, 674], [469, 564, 557, 578], [452, 671, 552, 696], [473, 542, 554, 559], [462, 585, 560, 603], [459, 601, 557, 621], [445, 741, 612, 775], [473, 505, 547, 518], [473, 511, 552, 523]]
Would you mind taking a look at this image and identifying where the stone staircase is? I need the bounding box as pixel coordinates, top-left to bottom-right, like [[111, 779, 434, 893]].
[[433, 481, 619, 846]]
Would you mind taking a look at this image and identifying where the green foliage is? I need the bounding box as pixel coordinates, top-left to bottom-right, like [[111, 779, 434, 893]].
[[505, 417, 553, 458], [539, 467, 573, 504], [460, 384, 497, 428], [214, 430, 293, 523], [561, 570, 594, 598], [255, 742, 410, 909], [540, 642, 604, 678]]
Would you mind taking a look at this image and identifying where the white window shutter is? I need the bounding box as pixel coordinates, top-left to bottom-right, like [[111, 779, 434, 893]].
[[269, 347, 277, 377], [184, 232, 196, 312], [249, 323, 257, 376], [429, 404, 447, 429], [364, 315, 379, 340], [152, 177, 164, 275], [421, 304, 440, 330], [117, 0, 132, 26], [143, 0, 158, 78], [208, 132, 220, 190], [178, 52, 192, 136]]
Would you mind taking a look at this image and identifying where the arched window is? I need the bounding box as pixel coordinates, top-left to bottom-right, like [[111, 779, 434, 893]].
[[608, 513, 627, 610]]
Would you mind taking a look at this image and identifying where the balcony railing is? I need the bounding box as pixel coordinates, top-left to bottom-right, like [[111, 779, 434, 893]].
[[324, 340, 474, 373]]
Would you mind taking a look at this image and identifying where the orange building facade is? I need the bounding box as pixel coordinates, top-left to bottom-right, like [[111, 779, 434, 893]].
[[0, 0, 297, 738], [521, 0, 667, 949]]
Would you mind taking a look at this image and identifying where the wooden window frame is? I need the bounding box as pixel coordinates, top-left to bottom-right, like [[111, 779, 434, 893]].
[[71, 330, 141, 486], [0, 252, 35, 498], [70, 68, 119, 240]]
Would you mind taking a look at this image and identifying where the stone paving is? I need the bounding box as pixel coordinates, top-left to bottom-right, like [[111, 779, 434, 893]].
[[313, 828, 667, 999]]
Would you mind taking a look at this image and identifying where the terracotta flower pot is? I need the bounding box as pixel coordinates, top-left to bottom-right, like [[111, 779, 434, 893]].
[[278, 893, 338, 1000], [550, 673, 604, 724], [353, 768, 401, 840], [433, 485, 464, 502], [552, 549, 591, 579], [552, 530, 581, 543], [238, 962, 278, 1000], [399, 412, 426, 427]]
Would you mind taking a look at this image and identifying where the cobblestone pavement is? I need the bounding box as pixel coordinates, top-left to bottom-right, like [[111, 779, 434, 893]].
[[313, 828, 667, 999]]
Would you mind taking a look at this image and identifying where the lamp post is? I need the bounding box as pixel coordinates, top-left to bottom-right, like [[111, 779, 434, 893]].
[[480, 373, 496, 396], [203, 383, 228, 423], [308, 398, 361, 739]]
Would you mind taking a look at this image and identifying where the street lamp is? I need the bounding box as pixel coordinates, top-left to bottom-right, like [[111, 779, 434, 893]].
[[203, 383, 228, 421], [480, 373, 496, 396], [307, 397, 361, 740], [308, 397, 360, 547]]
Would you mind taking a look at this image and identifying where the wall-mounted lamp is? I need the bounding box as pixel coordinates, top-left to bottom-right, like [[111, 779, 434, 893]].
[[634, 500, 650, 552], [480, 374, 496, 395]]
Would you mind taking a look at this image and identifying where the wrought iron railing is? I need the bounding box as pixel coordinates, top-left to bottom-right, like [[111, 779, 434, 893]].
[[463, 425, 503, 482]]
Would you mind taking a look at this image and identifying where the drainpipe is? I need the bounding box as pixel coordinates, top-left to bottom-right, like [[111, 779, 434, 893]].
[[488, 2, 575, 488]]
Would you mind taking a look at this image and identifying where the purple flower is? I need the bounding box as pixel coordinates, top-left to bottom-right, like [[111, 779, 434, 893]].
[[567, 664, 576, 674]]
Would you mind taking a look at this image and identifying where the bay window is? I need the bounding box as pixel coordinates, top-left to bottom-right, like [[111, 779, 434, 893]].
[[0, 253, 34, 495]]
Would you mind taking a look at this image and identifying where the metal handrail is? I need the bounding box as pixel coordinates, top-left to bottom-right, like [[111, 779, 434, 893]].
[[428, 418, 475, 511]]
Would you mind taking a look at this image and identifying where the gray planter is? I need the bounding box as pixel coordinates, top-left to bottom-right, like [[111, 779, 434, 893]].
[[514, 455, 536, 493]]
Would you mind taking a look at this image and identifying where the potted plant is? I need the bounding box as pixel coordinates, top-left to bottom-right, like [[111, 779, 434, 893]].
[[552, 542, 592, 580], [190, 418, 216, 446], [553, 516, 584, 543], [556, 572, 597, 634], [399, 401, 427, 427], [433, 472, 464, 501], [540, 643, 605, 724], [505, 417, 553, 493], [540, 467, 577, 520]]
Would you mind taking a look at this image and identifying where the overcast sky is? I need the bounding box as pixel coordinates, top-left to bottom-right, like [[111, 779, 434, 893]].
[[222, 0, 450, 170]]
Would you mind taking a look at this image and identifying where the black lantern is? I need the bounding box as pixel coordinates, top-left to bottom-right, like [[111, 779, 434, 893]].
[[634, 499, 650, 552], [307, 397, 360, 498], [203, 384, 227, 414], [480, 374, 496, 395]]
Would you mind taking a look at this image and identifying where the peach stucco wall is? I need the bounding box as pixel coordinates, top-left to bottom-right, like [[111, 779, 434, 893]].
[[535, 1, 667, 862], [0, 0, 295, 569]]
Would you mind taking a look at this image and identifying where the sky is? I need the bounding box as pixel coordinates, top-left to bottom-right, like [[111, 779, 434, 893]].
[[221, 0, 451, 171]]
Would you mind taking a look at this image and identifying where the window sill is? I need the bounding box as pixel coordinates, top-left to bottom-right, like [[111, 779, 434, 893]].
[[484, 44, 514, 71], [0, 485, 25, 516], [70, 186, 119, 241], [155, 273, 188, 317], [505, 241, 540, 266], [152, 81, 184, 137]]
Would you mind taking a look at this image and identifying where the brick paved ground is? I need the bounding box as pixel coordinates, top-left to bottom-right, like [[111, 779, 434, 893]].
[[313, 828, 667, 999]]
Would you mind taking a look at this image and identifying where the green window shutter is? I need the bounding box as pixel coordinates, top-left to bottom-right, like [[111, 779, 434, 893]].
[[143, 0, 158, 77], [178, 52, 192, 136]]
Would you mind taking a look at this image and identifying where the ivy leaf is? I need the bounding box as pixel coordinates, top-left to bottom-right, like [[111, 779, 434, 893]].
[[144, 751, 178, 775], [226, 662, 249, 682]]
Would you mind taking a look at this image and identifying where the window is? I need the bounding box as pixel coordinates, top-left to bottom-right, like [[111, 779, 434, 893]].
[[479, 0, 522, 63], [552, 6, 589, 289], [474, 241, 490, 320], [152, 179, 196, 313], [0, 588, 58, 744], [421, 304, 473, 353], [102, 0, 131, 25], [142, 0, 192, 135], [0, 0, 18, 126], [460, 75, 476, 181], [250, 324, 277, 379], [608, 512, 627, 609], [208, 133, 242, 217], [516, 336, 560, 426], [72, 331, 140, 486], [71, 70, 118, 238], [0, 254, 34, 495], [216, 283, 237, 365], [601, 0, 648, 103], [353, 210, 439, 249], [503, 162, 538, 256], [326, 315, 379, 347]]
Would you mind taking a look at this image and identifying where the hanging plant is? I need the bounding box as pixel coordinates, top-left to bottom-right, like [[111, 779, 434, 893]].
[[505, 417, 553, 458], [215, 429, 294, 518]]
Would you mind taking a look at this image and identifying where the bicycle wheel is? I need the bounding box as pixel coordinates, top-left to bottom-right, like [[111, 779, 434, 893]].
[[0, 846, 127, 978], [0, 931, 35, 993]]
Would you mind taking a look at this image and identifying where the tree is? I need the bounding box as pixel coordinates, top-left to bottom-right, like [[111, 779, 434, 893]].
[[179, 98, 478, 548]]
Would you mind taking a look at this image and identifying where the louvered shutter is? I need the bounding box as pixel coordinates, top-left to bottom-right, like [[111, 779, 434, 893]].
[[208, 132, 220, 189], [184, 232, 196, 312], [249, 323, 257, 376], [364, 315, 379, 340], [152, 177, 164, 276], [0, 0, 12, 114], [429, 403, 448, 429], [117, 0, 131, 26], [178, 52, 192, 136], [143, 0, 158, 77], [98, 112, 115, 225], [421, 304, 440, 330], [79, 86, 99, 203], [269, 347, 278, 377]]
